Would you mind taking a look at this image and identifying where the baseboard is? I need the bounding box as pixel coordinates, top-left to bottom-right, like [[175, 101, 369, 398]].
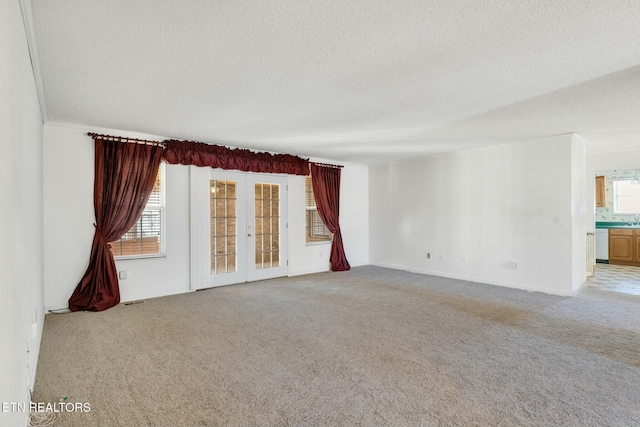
[[288, 260, 368, 277], [120, 287, 193, 304], [44, 304, 70, 313], [349, 260, 369, 268], [28, 316, 44, 392], [370, 262, 574, 297], [44, 287, 193, 312], [572, 279, 588, 296], [289, 267, 330, 277]]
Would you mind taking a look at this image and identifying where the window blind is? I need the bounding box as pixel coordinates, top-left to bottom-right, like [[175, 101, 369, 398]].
[[111, 165, 164, 257]]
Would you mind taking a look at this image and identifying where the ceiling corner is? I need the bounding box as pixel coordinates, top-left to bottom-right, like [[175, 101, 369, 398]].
[[19, 0, 48, 124]]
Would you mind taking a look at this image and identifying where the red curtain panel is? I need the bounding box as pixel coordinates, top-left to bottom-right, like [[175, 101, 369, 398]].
[[310, 163, 351, 271], [69, 138, 163, 311], [162, 139, 309, 175]]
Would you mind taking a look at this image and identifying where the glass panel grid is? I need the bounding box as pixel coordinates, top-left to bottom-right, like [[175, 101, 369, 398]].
[[210, 180, 237, 275], [254, 183, 280, 270]]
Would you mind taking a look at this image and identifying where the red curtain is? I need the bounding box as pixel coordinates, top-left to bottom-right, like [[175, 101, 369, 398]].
[[69, 138, 164, 312], [310, 163, 350, 271], [163, 139, 309, 175]]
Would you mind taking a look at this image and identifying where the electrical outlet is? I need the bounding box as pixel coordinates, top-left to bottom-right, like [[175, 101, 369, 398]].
[[506, 261, 520, 270], [425, 252, 431, 259], [439, 254, 445, 260], [119, 270, 128, 280]]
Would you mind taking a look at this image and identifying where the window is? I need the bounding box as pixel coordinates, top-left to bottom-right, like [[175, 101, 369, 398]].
[[614, 179, 640, 214], [111, 163, 165, 257], [305, 176, 332, 243]]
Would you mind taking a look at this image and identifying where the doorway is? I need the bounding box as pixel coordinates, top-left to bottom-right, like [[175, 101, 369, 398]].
[[593, 169, 640, 296], [190, 168, 288, 289]]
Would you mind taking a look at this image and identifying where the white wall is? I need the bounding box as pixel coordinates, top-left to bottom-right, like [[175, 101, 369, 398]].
[[571, 136, 588, 294], [43, 123, 192, 310], [0, 1, 44, 426], [43, 123, 369, 309], [369, 134, 586, 296]]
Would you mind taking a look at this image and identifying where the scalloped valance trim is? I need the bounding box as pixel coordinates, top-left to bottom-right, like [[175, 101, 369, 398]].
[[162, 139, 309, 176]]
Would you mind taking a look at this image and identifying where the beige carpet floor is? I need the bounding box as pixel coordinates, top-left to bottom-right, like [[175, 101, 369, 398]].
[[33, 266, 640, 426]]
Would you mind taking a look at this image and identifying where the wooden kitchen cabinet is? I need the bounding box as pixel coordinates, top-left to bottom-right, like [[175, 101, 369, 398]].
[[595, 176, 606, 207], [609, 228, 640, 265]]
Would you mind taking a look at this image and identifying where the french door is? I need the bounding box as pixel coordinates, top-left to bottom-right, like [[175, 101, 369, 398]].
[[190, 168, 288, 289]]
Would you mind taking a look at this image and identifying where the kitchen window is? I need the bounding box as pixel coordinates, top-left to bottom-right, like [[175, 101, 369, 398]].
[[613, 179, 640, 214]]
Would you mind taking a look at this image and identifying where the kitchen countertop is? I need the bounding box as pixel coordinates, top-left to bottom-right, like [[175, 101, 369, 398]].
[[596, 221, 640, 229]]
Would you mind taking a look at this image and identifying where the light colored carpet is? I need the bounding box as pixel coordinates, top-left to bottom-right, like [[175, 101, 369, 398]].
[[33, 266, 640, 426]]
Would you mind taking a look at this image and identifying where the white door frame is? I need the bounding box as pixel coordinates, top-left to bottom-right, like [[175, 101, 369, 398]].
[[245, 173, 288, 282], [189, 167, 288, 290]]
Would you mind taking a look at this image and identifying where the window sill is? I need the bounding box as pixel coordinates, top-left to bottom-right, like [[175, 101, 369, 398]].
[[114, 253, 167, 261], [305, 241, 332, 246]]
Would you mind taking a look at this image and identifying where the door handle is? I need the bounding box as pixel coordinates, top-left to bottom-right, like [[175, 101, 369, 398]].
[[248, 233, 252, 237]]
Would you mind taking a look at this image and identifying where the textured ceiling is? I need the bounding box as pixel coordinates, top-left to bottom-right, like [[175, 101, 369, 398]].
[[30, 0, 640, 164]]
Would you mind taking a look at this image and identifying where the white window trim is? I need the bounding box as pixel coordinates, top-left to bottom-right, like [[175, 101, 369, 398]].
[[613, 178, 640, 215]]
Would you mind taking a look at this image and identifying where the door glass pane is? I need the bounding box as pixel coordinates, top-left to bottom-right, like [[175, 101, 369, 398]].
[[255, 235, 263, 269], [254, 183, 280, 270], [211, 179, 237, 275], [264, 215, 271, 234], [215, 218, 225, 235], [215, 255, 227, 274], [227, 236, 236, 255]]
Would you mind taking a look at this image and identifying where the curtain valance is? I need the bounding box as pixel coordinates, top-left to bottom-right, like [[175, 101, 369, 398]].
[[162, 139, 309, 176], [71, 133, 316, 311]]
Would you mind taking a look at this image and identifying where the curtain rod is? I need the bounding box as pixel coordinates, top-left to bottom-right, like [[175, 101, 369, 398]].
[[312, 162, 343, 169], [88, 132, 166, 147], [87, 134, 342, 168]]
